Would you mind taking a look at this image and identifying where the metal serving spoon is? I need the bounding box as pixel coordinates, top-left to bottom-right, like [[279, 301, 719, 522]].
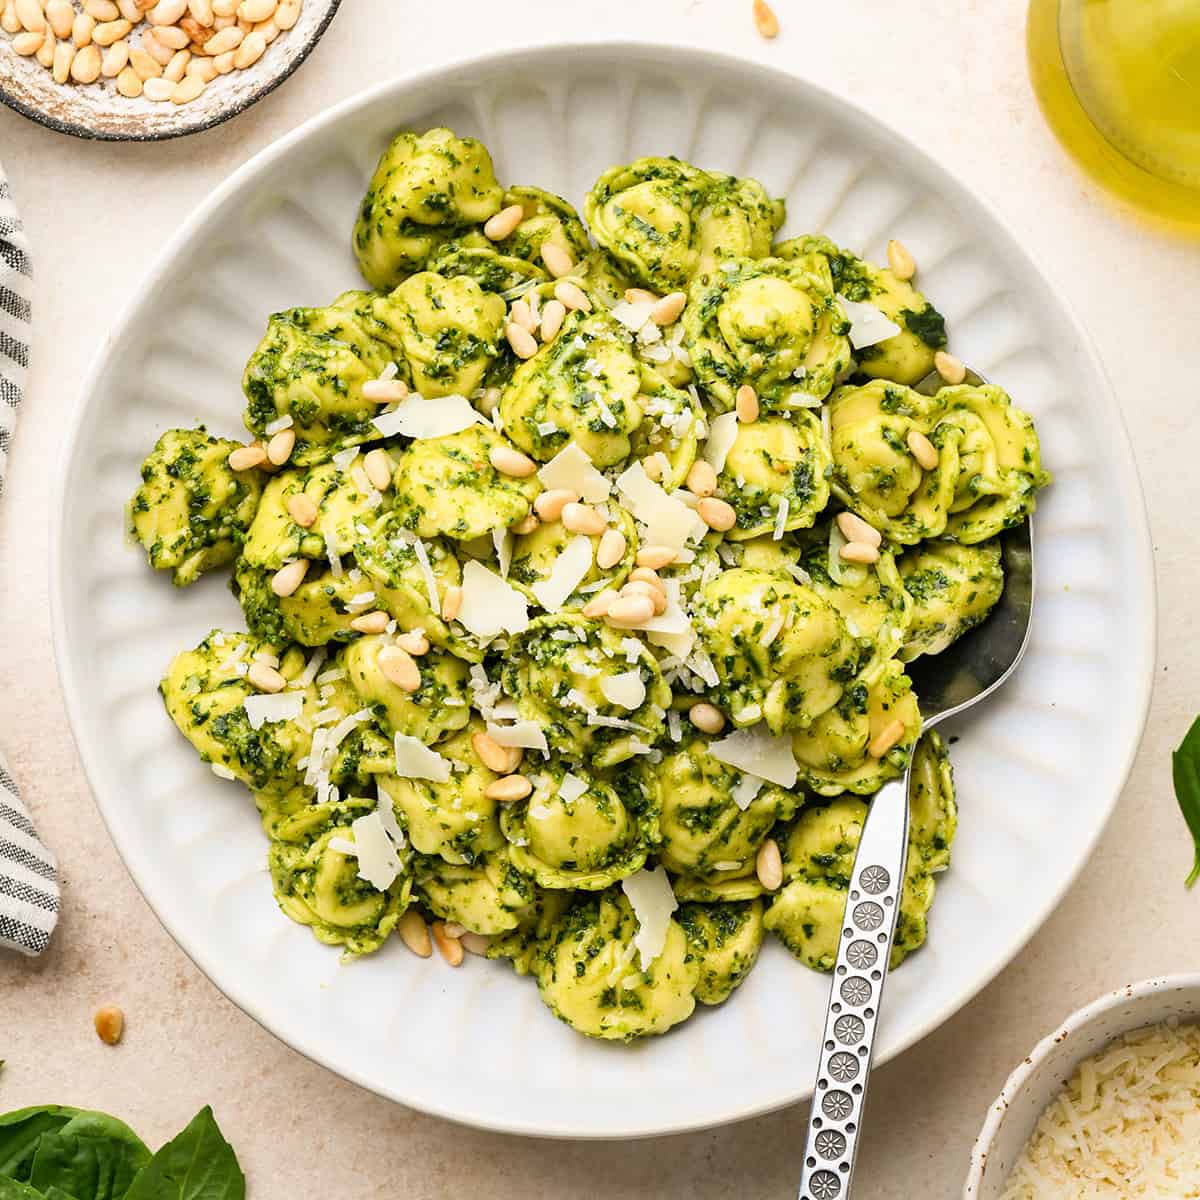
[[796, 367, 1035, 1200]]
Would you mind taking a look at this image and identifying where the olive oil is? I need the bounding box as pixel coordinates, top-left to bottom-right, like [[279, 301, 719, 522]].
[[1027, 0, 1200, 231]]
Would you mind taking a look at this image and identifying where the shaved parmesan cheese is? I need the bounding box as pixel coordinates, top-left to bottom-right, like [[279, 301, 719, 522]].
[[622, 867, 678, 970], [612, 298, 654, 332], [375, 781, 407, 850], [211, 762, 236, 781], [616, 461, 705, 551], [372, 393, 486, 440], [709, 725, 798, 789], [536, 442, 611, 503], [330, 446, 359, 471], [409, 537, 440, 611], [492, 527, 512, 578], [291, 648, 326, 690], [773, 496, 790, 540], [264, 414, 294, 435], [457, 561, 529, 639], [532, 534, 594, 611], [600, 669, 646, 710], [324, 525, 343, 577], [837, 295, 902, 350], [731, 774, 766, 810], [345, 811, 401, 891], [558, 773, 588, 803], [703, 411, 740, 475], [486, 720, 548, 752], [243, 692, 304, 731], [393, 732, 452, 782]]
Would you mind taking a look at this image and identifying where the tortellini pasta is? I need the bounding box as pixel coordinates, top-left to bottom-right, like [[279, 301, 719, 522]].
[[678, 899, 766, 1005], [899, 538, 1004, 660]]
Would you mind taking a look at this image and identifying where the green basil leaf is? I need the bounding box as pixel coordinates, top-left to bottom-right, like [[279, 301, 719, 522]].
[[28, 1123, 149, 1200], [0, 1109, 83, 1182], [124, 1109, 244, 1200], [1172, 715, 1200, 887], [0, 1177, 48, 1199]]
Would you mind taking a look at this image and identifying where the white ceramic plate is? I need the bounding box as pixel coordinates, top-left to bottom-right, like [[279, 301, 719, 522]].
[[51, 43, 1155, 1139]]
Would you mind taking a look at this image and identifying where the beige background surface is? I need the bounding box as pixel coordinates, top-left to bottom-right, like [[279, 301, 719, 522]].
[[0, 1, 1194, 1196]]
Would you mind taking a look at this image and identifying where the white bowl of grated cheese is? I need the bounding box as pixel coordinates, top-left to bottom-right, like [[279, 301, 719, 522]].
[[966, 975, 1200, 1198]]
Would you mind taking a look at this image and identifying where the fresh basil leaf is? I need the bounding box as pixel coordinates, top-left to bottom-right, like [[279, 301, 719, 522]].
[[124, 1109, 244, 1200], [1173, 715, 1200, 887], [28, 1124, 149, 1200], [0, 1109, 82, 1181], [0, 1177, 47, 1199]]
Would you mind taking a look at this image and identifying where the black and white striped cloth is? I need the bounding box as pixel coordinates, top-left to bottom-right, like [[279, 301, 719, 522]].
[[0, 165, 59, 957]]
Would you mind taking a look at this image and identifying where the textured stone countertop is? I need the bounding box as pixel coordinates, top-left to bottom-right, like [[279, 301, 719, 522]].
[[1, 1, 1196, 1196]]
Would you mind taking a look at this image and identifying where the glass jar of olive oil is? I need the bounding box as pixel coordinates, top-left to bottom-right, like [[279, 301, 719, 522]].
[[1028, 0, 1200, 231]]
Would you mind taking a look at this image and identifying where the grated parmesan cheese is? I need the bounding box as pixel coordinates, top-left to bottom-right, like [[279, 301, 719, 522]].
[[703, 411, 740, 476], [372, 393, 486, 440], [709, 725, 798, 788], [600, 669, 646, 711], [532, 534, 594, 612], [456, 561, 529, 639], [243, 692, 304, 731], [393, 732, 452, 782]]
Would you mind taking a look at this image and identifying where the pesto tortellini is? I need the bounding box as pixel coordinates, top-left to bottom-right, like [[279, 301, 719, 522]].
[[137, 128, 1048, 1041]]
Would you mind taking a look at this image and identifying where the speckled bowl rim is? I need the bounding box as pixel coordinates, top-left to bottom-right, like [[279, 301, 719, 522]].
[[964, 973, 1200, 1196], [0, 0, 342, 142]]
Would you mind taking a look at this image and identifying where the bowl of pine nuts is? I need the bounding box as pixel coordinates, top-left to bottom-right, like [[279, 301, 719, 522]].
[[0, 0, 340, 140]]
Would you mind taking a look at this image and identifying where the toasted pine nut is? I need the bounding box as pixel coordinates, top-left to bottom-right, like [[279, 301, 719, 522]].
[[254, 18, 276, 42], [398, 910, 431, 958], [698, 497, 737, 532], [35, 23, 53, 63], [441, 585, 462, 622], [52, 38, 74, 79], [1, 0, 20, 33], [211, 0, 237, 13], [886, 238, 916, 281], [270, 558, 309, 597], [186, 53, 216, 79], [561, 502, 606, 536], [476, 386, 501, 416], [70, 42, 101, 80], [839, 540, 880, 565], [756, 838, 783, 891], [934, 350, 966, 385], [868, 718, 907, 759], [147, 0, 185, 21], [188, 0, 212, 20], [735, 384, 759, 423], [284, 493, 318, 527], [247, 661, 286, 693], [378, 645, 421, 692], [443, 921, 466, 938], [361, 377, 407, 403], [650, 291, 686, 326], [489, 444, 537, 478], [45, 0, 70, 32], [595, 528, 627, 570], [906, 429, 939, 470], [636, 545, 676, 570], [484, 773, 533, 802], [625, 287, 657, 305], [100, 37, 128, 73], [211, 46, 233, 70], [534, 488, 577, 522], [153, 21, 188, 46], [581, 589, 617, 619], [835, 511, 881, 548], [15, 0, 44, 32], [483, 203, 523, 241], [686, 459, 718, 497], [621, 580, 667, 615], [460, 931, 490, 957], [118, 0, 140, 18], [509, 513, 539, 536], [11, 28, 41, 50], [94, 1005, 124, 1045], [394, 630, 429, 657], [753, 0, 779, 38], [266, 427, 295, 465], [540, 242, 574, 278], [141, 28, 173, 63], [689, 702, 725, 734], [505, 322, 538, 360], [201, 22, 241, 51], [180, 12, 208, 38], [606, 594, 655, 627], [431, 921, 464, 966], [540, 299, 567, 342], [164, 47, 190, 80], [115, 63, 142, 94], [553, 280, 591, 312], [628, 567, 665, 591], [232, 27, 263, 66], [362, 449, 391, 491], [509, 298, 535, 333], [237, 0, 273, 19], [128, 44, 161, 76], [85, 0, 118, 15], [71, 10, 94, 44], [472, 731, 517, 774], [350, 610, 389, 635], [273, 0, 297, 27]]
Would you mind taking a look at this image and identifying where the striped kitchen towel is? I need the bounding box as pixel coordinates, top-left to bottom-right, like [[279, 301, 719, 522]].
[[0, 166, 60, 957]]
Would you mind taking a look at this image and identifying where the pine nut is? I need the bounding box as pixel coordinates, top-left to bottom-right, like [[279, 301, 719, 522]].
[[363, 448, 392, 491], [906, 429, 939, 470], [12, 28, 41, 50], [398, 910, 431, 958], [93, 1005, 124, 1045], [154, 21, 188, 46], [625, 288, 657, 305], [596, 528, 627, 570], [350, 610, 389, 635], [488, 444, 537, 478], [628, 567, 665, 591], [117, 0, 140, 19], [505, 322, 538, 360], [484, 204, 523, 241], [52, 38, 74, 79], [15, 0, 44, 32], [71, 43, 101, 80], [606, 594, 655, 627], [868, 718, 907, 759], [561, 502, 606, 536], [187, 0, 212, 20], [460, 931, 490, 957], [211, 0, 237, 13], [147, 0, 185, 21], [44, 0, 70, 33], [71, 10, 94, 44], [472, 731, 517, 774], [378, 645, 421, 692], [650, 291, 686, 326], [270, 558, 309, 596], [272, 0, 297, 27], [484, 774, 532, 802], [266, 427, 295, 465], [85, 0, 119, 15], [441, 586, 462, 622], [431, 921, 464, 966], [688, 702, 725, 734], [185, 53, 216, 79], [231, 27, 263, 66], [540, 299, 567, 342], [636, 545, 676, 570], [839, 541, 880, 565], [115, 64, 141, 94], [141, 28, 173, 63], [753, 0, 779, 38], [361, 377, 407, 403], [698, 497, 737, 532], [34, 23, 52, 62], [477, 386, 501, 416], [756, 838, 783, 891], [735, 384, 759, 423], [91, 14, 128, 41], [510, 513, 539, 535], [394, 630, 429, 657], [237, 0, 273, 19], [509, 298, 535, 333], [1, 0, 19, 33], [621, 580, 667, 615], [164, 47, 190, 80], [283, 493, 317, 528], [211, 47, 233, 70], [534, 489, 577, 522], [201, 22, 241, 51], [686, 459, 717, 497], [934, 350, 966, 385], [835, 511, 881, 548], [143, 75, 174, 99], [886, 238, 916, 281], [253, 17, 276, 42], [581, 589, 617, 619], [100, 37, 128, 72], [541, 243, 574, 279], [128, 44, 161, 76], [247, 661, 286, 693], [554, 280, 591, 312]]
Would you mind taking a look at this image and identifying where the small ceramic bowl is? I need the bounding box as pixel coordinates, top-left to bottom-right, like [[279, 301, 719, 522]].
[[0, 0, 340, 141], [964, 974, 1200, 1198]]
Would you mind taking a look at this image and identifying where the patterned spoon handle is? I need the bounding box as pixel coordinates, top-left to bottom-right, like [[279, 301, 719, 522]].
[[796, 768, 912, 1200]]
